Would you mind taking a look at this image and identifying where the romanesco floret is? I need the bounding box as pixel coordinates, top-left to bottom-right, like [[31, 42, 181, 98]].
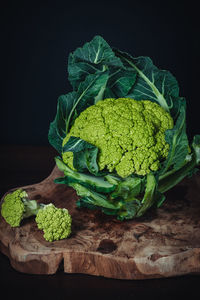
[[35, 204, 72, 242], [1, 189, 72, 242], [1, 189, 41, 227], [62, 98, 173, 177]]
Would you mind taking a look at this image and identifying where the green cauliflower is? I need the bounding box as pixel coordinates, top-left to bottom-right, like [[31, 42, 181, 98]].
[[62, 98, 173, 177], [48, 36, 200, 220], [1, 189, 72, 242]]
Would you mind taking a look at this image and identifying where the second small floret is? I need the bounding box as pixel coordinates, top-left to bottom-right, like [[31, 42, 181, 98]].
[[35, 204, 72, 242]]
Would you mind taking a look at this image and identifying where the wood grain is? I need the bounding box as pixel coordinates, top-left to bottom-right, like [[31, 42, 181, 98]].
[[0, 166, 200, 279]]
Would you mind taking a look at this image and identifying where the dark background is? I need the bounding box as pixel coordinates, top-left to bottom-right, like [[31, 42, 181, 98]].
[[0, 1, 200, 299], [0, 0, 199, 146]]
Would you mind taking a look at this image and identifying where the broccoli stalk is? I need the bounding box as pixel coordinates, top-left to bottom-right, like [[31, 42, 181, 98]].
[[1, 189, 72, 242]]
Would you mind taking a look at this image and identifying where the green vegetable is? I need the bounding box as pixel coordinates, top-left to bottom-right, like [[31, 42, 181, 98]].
[[48, 35, 200, 220], [35, 203, 72, 242], [1, 189, 42, 227], [1, 189, 72, 242], [55, 156, 116, 193], [62, 98, 173, 177]]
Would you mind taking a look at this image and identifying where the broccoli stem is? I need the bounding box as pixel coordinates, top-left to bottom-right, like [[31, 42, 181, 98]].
[[22, 199, 45, 218]]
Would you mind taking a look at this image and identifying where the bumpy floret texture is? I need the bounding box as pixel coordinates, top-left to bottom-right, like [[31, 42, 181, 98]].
[[63, 98, 173, 177], [1, 189, 26, 227], [35, 204, 72, 242]]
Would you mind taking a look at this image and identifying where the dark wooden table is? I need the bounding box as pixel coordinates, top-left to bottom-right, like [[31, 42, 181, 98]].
[[0, 145, 199, 299]]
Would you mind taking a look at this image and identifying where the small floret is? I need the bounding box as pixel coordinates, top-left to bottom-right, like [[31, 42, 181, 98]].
[[35, 203, 72, 242], [63, 98, 173, 177], [1, 189, 72, 242], [1, 189, 41, 227]]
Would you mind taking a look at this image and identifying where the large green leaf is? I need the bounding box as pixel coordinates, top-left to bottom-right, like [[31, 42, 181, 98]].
[[68, 35, 136, 99], [115, 49, 181, 118], [55, 156, 116, 193], [48, 92, 76, 154], [68, 35, 123, 88], [63, 136, 99, 175], [161, 101, 189, 174], [104, 67, 137, 98], [48, 71, 109, 154], [70, 183, 120, 210], [110, 176, 143, 200], [158, 135, 200, 194], [73, 72, 109, 115]]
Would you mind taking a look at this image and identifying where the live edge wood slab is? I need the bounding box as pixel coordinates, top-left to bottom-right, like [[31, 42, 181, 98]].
[[0, 166, 200, 280]]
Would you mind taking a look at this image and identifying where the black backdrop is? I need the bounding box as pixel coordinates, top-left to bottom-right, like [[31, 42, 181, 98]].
[[0, 0, 199, 146], [0, 1, 200, 298]]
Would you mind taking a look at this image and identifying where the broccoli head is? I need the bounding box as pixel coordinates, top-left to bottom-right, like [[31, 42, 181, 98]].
[[1, 189, 42, 227], [35, 203, 72, 242], [1, 189, 72, 242], [62, 98, 173, 177]]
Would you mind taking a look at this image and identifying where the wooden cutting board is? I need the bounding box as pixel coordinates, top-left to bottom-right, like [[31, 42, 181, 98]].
[[0, 166, 200, 279]]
